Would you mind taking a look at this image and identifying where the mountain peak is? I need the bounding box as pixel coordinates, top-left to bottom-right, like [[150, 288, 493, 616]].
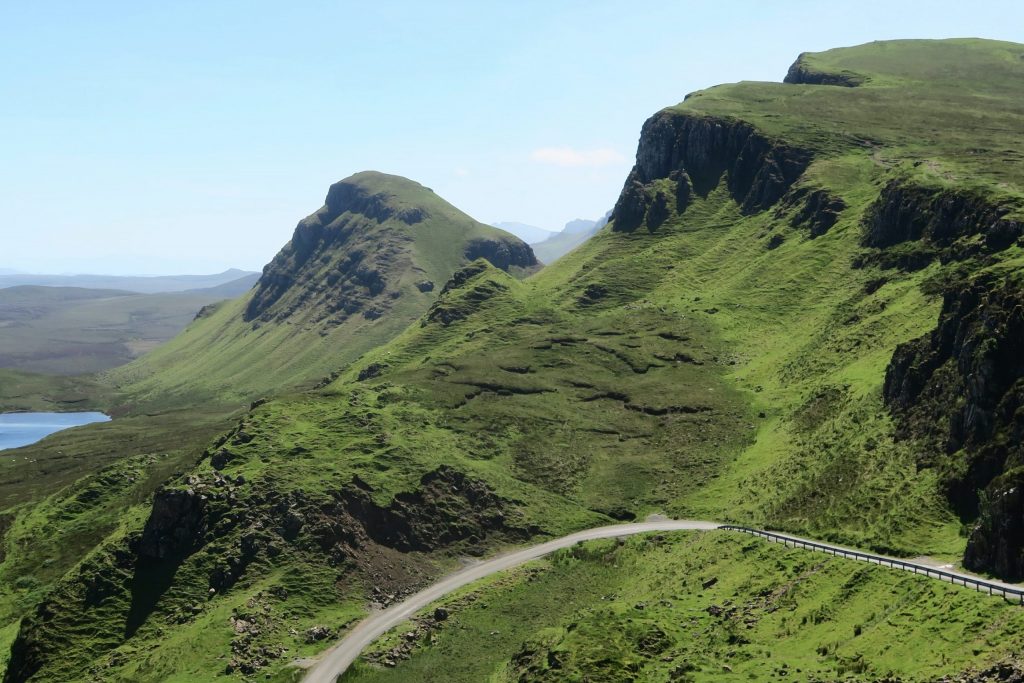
[[242, 172, 536, 325], [323, 171, 436, 225]]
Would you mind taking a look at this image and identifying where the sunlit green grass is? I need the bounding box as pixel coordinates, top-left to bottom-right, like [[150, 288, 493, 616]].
[[347, 532, 1024, 682]]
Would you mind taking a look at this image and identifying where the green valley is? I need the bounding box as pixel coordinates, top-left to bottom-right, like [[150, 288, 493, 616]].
[[2, 37, 1024, 683], [0, 280, 256, 376]]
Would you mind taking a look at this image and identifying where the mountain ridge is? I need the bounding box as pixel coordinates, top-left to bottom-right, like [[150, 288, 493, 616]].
[[103, 170, 538, 408], [3, 39, 1024, 682]]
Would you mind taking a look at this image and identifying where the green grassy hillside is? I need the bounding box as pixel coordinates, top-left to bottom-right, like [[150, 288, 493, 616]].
[[346, 532, 1024, 682], [0, 370, 107, 413], [105, 171, 538, 409], [4, 39, 1024, 682], [0, 171, 539, 681]]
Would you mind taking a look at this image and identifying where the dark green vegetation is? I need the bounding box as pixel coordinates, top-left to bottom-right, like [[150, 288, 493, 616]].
[[3, 38, 1024, 682], [0, 281, 255, 375], [347, 532, 1024, 682]]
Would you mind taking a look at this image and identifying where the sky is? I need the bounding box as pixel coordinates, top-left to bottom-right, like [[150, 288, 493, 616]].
[[1, 1, 1022, 275]]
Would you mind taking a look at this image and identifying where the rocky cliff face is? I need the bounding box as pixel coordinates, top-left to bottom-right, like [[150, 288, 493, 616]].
[[611, 112, 812, 231], [137, 487, 210, 560], [244, 172, 537, 326], [963, 468, 1024, 580], [864, 180, 1023, 253], [884, 274, 1024, 578], [243, 180, 416, 324]]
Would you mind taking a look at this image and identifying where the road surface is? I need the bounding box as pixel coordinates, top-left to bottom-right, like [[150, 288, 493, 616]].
[[300, 519, 1020, 682], [300, 520, 718, 682]]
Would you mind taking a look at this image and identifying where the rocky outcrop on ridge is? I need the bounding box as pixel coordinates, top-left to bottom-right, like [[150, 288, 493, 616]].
[[611, 112, 812, 232]]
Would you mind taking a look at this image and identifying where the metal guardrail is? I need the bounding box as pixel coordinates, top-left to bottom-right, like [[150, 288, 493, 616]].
[[719, 525, 1024, 604]]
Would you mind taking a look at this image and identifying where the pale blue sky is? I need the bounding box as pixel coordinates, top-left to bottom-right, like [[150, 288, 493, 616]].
[[2, 1, 1022, 274]]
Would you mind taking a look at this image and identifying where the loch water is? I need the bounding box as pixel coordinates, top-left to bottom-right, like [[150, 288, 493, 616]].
[[0, 412, 110, 451]]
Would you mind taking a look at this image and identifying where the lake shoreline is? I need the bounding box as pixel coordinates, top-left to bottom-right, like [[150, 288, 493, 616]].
[[0, 411, 112, 452]]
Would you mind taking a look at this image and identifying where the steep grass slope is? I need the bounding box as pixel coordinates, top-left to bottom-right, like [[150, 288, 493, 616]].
[[4, 39, 1024, 682]]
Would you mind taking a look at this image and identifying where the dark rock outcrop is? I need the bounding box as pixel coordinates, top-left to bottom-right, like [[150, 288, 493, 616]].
[[940, 659, 1024, 683], [863, 180, 1023, 252], [783, 53, 865, 87], [883, 274, 1024, 578], [357, 362, 389, 382], [786, 188, 847, 237], [611, 112, 812, 231], [325, 465, 533, 552], [463, 236, 538, 271], [963, 468, 1024, 580], [578, 283, 610, 306], [138, 488, 209, 560]]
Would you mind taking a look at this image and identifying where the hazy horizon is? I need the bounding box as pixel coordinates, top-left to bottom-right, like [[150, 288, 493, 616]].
[[3, 1, 1023, 275]]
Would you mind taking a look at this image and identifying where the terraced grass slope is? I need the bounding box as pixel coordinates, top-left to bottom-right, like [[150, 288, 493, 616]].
[[105, 171, 538, 409], [4, 39, 1024, 682]]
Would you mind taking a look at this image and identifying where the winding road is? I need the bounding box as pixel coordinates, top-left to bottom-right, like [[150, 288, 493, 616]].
[[300, 519, 1020, 683]]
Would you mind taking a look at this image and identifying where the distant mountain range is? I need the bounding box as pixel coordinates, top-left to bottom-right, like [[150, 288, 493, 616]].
[[0, 268, 259, 294], [491, 214, 609, 264], [489, 221, 557, 244], [530, 212, 609, 263]]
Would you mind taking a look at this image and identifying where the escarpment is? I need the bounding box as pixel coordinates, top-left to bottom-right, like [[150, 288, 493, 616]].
[[463, 236, 537, 272], [863, 180, 1023, 254], [884, 275, 1024, 578], [611, 112, 812, 231], [243, 178, 415, 325]]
